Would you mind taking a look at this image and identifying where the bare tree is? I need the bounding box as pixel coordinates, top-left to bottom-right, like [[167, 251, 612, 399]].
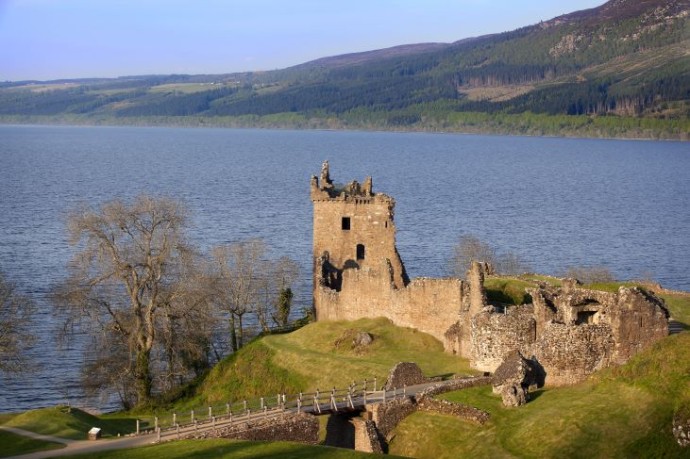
[[0, 271, 35, 376], [212, 239, 266, 352], [449, 235, 530, 277], [53, 196, 214, 407], [212, 241, 300, 346], [449, 235, 497, 277], [256, 256, 299, 331]]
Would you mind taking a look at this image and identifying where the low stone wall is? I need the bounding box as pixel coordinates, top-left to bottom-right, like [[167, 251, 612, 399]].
[[184, 412, 319, 444], [368, 397, 417, 440], [416, 376, 492, 399], [416, 397, 490, 424]]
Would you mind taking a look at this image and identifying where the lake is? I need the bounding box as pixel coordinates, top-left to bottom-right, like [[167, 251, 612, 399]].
[[0, 125, 688, 412]]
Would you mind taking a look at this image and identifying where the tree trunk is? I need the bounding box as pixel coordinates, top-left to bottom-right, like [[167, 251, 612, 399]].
[[134, 347, 153, 405], [229, 314, 238, 353]]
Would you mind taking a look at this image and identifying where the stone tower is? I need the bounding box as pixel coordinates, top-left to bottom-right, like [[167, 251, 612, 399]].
[[311, 161, 409, 298]]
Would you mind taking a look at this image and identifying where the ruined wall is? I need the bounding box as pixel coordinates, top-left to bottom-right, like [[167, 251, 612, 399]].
[[185, 412, 319, 444], [315, 261, 467, 351], [470, 306, 537, 372], [367, 398, 417, 441], [533, 322, 614, 386]]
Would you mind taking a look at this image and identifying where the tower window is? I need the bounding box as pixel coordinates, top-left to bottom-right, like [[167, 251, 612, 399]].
[[342, 217, 351, 230], [356, 244, 365, 260]]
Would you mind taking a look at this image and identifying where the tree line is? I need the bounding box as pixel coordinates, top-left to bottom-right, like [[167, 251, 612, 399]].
[[0, 195, 302, 410]]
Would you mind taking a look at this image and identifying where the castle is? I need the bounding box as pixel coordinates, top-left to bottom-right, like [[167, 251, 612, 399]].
[[311, 162, 669, 385]]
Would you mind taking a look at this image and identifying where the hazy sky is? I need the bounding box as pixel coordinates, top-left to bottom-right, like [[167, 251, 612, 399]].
[[1, 0, 606, 81]]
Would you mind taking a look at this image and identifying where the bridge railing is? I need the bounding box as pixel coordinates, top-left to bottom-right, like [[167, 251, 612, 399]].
[[134, 377, 395, 436]]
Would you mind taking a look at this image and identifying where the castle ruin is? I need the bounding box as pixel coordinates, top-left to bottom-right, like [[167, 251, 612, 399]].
[[311, 162, 669, 385]]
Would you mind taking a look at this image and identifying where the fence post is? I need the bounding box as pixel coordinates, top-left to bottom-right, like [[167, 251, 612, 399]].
[[260, 397, 264, 409], [136, 419, 140, 435], [374, 377, 377, 392], [154, 416, 158, 430], [172, 413, 176, 426], [382, 389, 386, 403], [191, 410, 195, 423], [243, 400, 248, 414], [208, 406, 212, 419], [277, 393, 280, 408], [297, 398, 302, 413], [226, 402, 230, 416], [156, 426, 161, 442]]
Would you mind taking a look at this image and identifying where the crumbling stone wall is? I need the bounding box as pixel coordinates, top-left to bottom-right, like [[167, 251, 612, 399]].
[[185, 412, 319, 444], [533, 322, 614, 386], [367, 397, 417, 441], [470, 306, 537, 372], [415, 397, 490, 424], [384, 362, 429, 390]]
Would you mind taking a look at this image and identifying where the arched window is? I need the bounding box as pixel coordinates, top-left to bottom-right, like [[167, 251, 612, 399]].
[[356, 244, 365, 260]]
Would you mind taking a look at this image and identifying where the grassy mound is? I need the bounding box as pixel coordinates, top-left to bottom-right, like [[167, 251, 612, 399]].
[[389, 332, 690, 458], [188, 317, 475, 408], [2, 406, 135, 440]]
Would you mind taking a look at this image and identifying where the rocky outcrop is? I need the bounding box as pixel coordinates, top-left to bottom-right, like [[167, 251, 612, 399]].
[[492, 350, 545, 407]]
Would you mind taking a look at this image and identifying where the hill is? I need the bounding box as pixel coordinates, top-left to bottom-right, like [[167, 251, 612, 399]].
[[0, 0, 688, 139], [389, 331, 690, 458]]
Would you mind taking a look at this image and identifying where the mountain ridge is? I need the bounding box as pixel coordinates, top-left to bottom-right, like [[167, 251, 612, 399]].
[[1, 0, 688, 139]]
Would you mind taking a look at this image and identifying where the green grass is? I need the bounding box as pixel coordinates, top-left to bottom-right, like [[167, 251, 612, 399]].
[[389, 333, 690, 458], [3, 406, 137, 440], [57, 439, 391, 458], [659, 292, 690, 327], [188, 318, 474, 408], [485, 277, 534, 305], [0, 430, 64, 457]]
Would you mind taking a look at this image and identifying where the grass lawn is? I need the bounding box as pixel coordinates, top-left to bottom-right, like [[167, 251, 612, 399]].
[[189, 317, 475, 409], [0, 430, 65, 458], [389, 333, 690, 458], [3, 406, 137, 440], [58, 439, 393, 458]]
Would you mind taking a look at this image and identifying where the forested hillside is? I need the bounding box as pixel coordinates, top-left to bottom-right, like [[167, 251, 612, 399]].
[[1, 0, 688, 139]]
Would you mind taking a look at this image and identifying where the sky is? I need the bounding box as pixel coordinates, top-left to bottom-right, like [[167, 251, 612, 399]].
[[0, 0, 607, 81]]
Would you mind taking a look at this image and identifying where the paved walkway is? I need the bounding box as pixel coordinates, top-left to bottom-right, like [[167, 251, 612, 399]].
[[1, 426, 158, 459], [3, 377, 485, 458]]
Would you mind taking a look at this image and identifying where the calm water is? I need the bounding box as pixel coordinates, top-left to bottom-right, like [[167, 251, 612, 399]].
[[1, 125, 689, 412]]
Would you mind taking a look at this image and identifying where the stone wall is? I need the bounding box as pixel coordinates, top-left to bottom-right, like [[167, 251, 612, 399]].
[[533, 322, 614, 386], [384, 362, 429, 390], [315, 261, 469, 352], [367, 397, 417, 440], [470, 307, 537, 372], [184, 412, 319, 444], [352, 418, 384, 454], [416, 397, 490, 424]]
